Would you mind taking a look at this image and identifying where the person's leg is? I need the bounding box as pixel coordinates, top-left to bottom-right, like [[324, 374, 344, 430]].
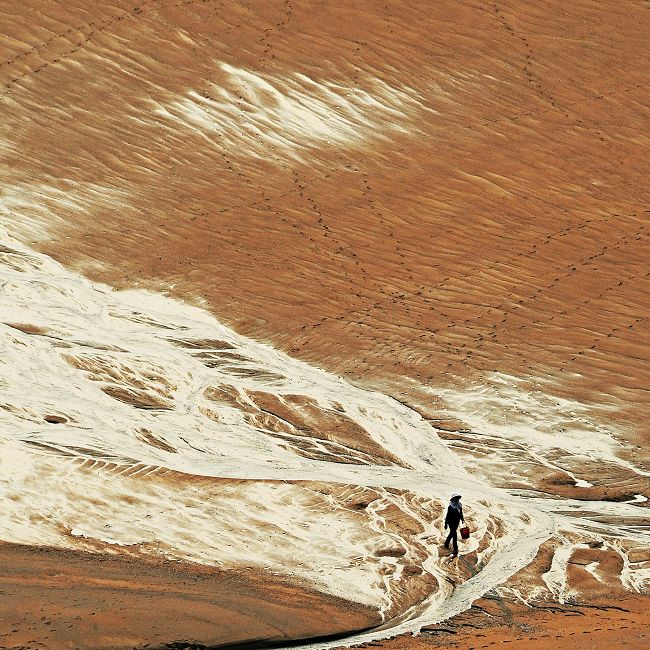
[[452, 527, 458, 555], [444, 530, 453, 548]]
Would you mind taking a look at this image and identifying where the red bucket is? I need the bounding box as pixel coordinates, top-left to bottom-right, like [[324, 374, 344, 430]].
[[460, 526, 470, 540]]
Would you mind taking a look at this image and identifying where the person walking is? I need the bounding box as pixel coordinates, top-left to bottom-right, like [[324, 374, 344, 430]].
[[444, 493, 464, 556]]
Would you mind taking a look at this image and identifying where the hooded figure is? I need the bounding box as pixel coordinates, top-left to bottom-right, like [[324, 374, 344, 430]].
[[444, 493, 464, 556]]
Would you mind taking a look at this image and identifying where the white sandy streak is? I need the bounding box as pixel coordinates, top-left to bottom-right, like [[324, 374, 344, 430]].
[[154, 63, 422, 163], [433, 374, 649, 485]]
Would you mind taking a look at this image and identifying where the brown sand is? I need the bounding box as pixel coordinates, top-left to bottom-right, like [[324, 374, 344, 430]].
[[0, 542, 379, 649]]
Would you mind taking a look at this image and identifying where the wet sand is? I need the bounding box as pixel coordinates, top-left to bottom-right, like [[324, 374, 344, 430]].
[[0, 542, 379, 649]]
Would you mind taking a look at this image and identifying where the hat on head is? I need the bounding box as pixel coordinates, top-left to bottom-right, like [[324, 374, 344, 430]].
[[450, 493, 462, 500]]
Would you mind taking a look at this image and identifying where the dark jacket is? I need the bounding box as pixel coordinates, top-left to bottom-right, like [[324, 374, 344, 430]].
[[445, 504, 464, 529]]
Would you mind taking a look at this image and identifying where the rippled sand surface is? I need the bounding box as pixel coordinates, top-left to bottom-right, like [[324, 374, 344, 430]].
[[1, 1, 649, 648]]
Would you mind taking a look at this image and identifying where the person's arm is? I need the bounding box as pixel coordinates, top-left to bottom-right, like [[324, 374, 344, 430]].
[[460, 506, 464, 523], [444, 507, 449, 529]]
